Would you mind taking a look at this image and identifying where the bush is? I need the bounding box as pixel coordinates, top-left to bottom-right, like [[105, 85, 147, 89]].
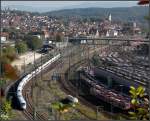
[[15, 41, 28, 54], [128, 86, 149, 120], [0, 99, 13, 120], [2, 46, 17, 62]]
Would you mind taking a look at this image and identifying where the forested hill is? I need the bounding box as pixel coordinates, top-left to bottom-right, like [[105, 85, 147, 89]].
[[44, 6, 148, 23]]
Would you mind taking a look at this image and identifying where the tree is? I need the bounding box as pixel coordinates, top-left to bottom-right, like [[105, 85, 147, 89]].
[[2, 46, 17, 62], [55, 33, 63, 42], [144, 15, 150, 21], [2, 100, 12, 114], [128, 86, 149, 120], [0, 99, 13, 120], [0, 55, 10, 75], [3, 64, 18, 80], [1, 46, 18, 79], [15, 42, 28, 54], [25, 35, 43, 50]]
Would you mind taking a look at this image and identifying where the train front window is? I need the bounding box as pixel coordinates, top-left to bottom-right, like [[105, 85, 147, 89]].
[[21, 103, 25, 106]]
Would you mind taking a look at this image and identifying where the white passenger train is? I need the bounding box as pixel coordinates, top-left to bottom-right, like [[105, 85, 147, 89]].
[[17, 54, 61, 109]]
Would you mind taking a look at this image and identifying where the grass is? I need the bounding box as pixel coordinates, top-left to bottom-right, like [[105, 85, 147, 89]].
[[76, 103, 108, 120], [47, 81, 87, 120], [49, 82, 108, 120]]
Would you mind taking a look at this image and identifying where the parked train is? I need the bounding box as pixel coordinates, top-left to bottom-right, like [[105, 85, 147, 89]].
[[79, 70, 131, 110], [16, 54, 61, 110]]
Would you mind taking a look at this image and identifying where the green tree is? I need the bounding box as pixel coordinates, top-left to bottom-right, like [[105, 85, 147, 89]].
[[0, 79, 6, 88], [0, 55, 10, 75], [128, 86, 149, 120], [0, 99, 13, 120], [3, 46, 16, 56], [144, 15, 150, 21], [25, 35, 43, 50], [15, 42, 28, 54], [55, 34, 63, 42], [2, 46, 17, 62]]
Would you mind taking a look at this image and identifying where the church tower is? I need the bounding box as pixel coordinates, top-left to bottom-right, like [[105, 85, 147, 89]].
[[95, 29, 99, 38], [108, 14, 111, 22]]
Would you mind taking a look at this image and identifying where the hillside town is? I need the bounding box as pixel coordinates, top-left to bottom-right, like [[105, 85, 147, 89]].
[[1, 9, 144, 45], [0, 0, 149, 120]]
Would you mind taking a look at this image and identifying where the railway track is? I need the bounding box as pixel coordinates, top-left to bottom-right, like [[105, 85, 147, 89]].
[[21, 60, 62, 120], [23, 91, 47, 120], [58, 60, 98, 120], [57, 42, 149, 119], [7, 44, 129, 120], [58, 55, 131, 120], [57, 59, 119, 120], [22, 44, 126, 120]]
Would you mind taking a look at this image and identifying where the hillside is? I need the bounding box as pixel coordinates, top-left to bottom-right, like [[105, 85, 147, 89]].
[[44, 6, 148, 23]]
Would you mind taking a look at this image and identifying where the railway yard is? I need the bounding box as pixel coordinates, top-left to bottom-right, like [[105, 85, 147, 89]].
[[6, 38, 150, 120]]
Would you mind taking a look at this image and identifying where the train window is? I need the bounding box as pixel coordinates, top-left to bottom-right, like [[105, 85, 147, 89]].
[[21, 103, 25, 106]]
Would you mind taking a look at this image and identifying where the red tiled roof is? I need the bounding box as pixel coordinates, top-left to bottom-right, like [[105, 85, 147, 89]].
[[0, 32, 9, 37], [138, 0, 149, 5]]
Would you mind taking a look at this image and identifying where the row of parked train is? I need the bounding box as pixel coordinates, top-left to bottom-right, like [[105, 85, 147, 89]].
[[16, 54, 61, 110], [79, 67, 132, 110]]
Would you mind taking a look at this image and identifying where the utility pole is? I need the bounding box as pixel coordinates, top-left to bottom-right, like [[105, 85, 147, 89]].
[[68, 45, 70, 80], [87, 42, 90, 69], [24, 57, 26, 74], [0, 52, 1, 74], [33, 51, 36, 120], [0, 37, 2, 102], [148, 2, 150, 120], [41, 54, 43, 81], [0, 48, 1, 79]]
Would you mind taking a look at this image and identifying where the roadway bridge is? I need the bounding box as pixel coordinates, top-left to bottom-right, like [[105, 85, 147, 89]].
[[68, 37, 149, 45]]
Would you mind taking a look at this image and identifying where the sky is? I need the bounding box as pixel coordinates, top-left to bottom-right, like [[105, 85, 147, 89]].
[[1, 1, 138, 12], [1, 1, 85, 7], [1, 1, 138, 7]]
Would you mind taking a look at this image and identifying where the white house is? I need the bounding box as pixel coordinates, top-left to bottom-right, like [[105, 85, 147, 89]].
[[1, 36, 6, 43]]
